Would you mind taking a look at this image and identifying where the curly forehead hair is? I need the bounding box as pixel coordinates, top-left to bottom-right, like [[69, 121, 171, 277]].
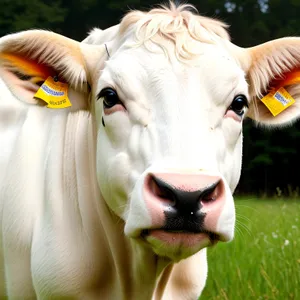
[[119, 1, 230, 61]]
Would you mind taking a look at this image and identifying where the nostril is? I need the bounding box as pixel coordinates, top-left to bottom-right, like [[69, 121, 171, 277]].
[[149, 176, 166, 198], [148, 175, 176, 205], [200, 180, 221, 204]]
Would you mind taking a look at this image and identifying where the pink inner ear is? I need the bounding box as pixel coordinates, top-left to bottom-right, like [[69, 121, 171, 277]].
[[278, 70, 300, 88], [266, 68, 300, 93], [0, 52, 53, 80], [0, 53, 55, 104]]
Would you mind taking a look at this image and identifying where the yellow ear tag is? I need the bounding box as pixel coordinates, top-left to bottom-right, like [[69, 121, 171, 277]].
[[261, 87, 295, 117], [34, 76, 71, 109], [260, 71, 300, 117]]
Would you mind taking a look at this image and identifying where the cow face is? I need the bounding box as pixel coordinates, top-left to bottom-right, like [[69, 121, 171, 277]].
[[90, 7, 245, 261], [89, 4, 300, 261]]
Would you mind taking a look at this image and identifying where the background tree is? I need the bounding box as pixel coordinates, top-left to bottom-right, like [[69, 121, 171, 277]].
[[0, 0, 66, 36]]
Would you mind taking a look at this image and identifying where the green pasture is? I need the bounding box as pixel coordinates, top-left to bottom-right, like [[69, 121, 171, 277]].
[[202, 198, 300, 300]]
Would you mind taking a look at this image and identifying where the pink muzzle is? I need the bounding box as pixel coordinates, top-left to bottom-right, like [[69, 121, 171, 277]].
[[143, 172, 226, 244]]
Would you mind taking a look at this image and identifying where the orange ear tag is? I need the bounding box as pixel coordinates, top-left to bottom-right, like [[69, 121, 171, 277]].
[[261, 72, 300, 117], [34, 76, 72, 109]]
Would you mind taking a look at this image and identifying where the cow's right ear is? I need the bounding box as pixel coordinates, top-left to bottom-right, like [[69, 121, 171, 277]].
[[0, 30, 104, 109]]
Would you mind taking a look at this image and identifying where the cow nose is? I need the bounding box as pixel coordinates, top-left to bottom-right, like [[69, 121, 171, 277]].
[[145, 172, 225, 232], [150, 175, 220, 210]]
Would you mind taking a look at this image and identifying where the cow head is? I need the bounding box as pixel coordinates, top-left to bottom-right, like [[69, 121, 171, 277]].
[[1, 2, 300, 263], [84, 3, 300, 261]]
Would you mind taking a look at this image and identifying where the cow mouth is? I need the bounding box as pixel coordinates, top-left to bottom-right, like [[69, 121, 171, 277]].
[[141, 229, 220, 247]]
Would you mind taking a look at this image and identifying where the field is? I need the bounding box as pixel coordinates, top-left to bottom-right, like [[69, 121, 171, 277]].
[[201, 198, 300, 300]]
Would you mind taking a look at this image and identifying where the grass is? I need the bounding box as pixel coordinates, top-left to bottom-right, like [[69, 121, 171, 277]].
[[201, 197, 300, 300]]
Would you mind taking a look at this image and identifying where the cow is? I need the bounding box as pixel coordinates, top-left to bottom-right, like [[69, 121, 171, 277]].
[[1, 2, 300, 299]]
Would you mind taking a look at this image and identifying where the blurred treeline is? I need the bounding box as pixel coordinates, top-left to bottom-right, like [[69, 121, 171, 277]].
[[1, 0, 300, 197]]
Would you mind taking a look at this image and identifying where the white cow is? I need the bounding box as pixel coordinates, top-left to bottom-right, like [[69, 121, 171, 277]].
[[1, 2, 300, 299]]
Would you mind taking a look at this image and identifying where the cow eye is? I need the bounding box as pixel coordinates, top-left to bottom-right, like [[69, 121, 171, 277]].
[[229, 95, 248, 116], [98, 88, 120, 108]]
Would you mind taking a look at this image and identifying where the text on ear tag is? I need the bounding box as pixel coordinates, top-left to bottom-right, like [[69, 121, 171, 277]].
[[34, 76, 72, 109], [261, 87, 295, 117]]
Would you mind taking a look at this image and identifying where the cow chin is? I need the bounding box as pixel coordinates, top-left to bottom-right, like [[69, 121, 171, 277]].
[[141, 230, 215, 261]]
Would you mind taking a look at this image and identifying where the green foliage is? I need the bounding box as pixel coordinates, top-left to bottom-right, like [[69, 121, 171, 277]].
[[0, 0, 66, 36], [1, 0, 300, 195], [202, 198, 300, 299]]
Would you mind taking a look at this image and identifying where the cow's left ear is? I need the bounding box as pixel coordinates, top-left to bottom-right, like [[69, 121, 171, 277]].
[[239, 38, 300, 126], [0, 30, 104, 108]]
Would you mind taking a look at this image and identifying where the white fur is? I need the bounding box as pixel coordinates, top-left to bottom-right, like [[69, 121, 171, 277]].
[[1, 2, 300, 299]]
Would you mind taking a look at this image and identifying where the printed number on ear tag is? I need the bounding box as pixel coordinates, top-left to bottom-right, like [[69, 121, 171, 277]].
[[34, 76, 72, 109], [261, 87, 295, 117]]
